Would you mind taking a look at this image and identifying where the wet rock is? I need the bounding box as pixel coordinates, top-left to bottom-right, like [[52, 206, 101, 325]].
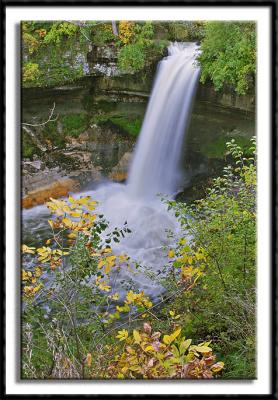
[[22, 177, 80, 209], [109, 152, 132, 182], [23, 160, 44, 172]]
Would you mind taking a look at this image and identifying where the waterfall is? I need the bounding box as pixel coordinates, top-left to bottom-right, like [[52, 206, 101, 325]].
[[22, 42, 200, 296], [127, 42, 200, 199]]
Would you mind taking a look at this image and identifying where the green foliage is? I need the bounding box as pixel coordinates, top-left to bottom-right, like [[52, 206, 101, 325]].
[[41, 120, 65, 148], [198, 22, 256, 94], [168, 22, 189, 41], [118, 22, 168, 73], [109, 116, 142, 137], [22, 62, 40, 83], [22, 130, 40, 159], [29, 112, 90, 151], [21, 21, 88, 88], [166, 137, 256, 378], [61, 113, 89, 137], [118, 43, 146, 72], [91, 23, 115, 46], [168, 21, 205, 41], [200, 132, 254, 159], [43, 22, 78, 44], [91, 113, 142, 137], [21, 20, 169, 87]]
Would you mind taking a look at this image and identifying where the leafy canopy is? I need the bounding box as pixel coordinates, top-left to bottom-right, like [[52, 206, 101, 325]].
[[198, 22, 256, 94]]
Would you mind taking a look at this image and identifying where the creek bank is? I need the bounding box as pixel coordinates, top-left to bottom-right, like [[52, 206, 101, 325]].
[[22, 123, 135, 208]]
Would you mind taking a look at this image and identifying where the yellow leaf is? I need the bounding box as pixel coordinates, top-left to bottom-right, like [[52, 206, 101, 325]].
[[22, 244, 35, 254], [116, 329, 128, 341], [62, 217, 72, 228], [180, 339, 192, 353], [133, 329, 141, 343], [103, 248, 112, 253], [98, 260, 106, 269], [191, 345, 212, 353], [168, 250, 175, 258], [163, 327, 181, 345], [86, 353, 92, 366], [162, 335, 172, 345], [99, 282, 111, 292], [171, 327, 181, 341], [211, 361, 224, 373], [111, 293, 119, 300], [70, 211, 82, 218], [106, 255, 117, 263], [104, 264, 111, 274], [68, 232, 77, 239], [126, 346, 135, 354], [144, 345, 154, 352]]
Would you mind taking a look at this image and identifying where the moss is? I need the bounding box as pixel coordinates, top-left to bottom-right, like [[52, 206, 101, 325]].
[[22, 130, 40, 159], [109, 116, 142, 137], [42, 120, 66, 148], [61, 113, 89, 137], [200, 134, 253, 159], [91, 113, 142, 137]]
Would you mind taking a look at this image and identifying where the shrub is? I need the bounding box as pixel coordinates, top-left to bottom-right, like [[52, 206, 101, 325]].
[[166, 137, 256, 378], [198, 22, 256, 94]]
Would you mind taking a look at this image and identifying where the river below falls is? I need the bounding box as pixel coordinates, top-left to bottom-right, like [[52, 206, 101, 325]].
[[22, 104, 255, 298]]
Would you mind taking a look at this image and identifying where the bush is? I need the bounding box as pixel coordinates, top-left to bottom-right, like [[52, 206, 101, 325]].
[[198, 22, 256, 94], [166, 137, 256, 378], [21, 194, 225, 379], [22, 62, 40, 83], [118, 22, 168, 73]]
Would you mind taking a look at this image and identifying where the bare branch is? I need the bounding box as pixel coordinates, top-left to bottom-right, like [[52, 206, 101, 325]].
[[22, 102, 59, 127], [111, 21, 118, 36]]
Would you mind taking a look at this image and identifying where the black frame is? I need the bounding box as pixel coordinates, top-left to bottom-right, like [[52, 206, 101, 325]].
[[1, 1, 277, 399]]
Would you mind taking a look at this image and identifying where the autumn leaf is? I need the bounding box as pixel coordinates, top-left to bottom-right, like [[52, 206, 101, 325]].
[[22, 244, 36, 254], [211, 361, 224, 373], [116, 329, 129, 341], [133, 329, 141, 343], [86, 353, 92, 366], [168, 250, 175, 258]]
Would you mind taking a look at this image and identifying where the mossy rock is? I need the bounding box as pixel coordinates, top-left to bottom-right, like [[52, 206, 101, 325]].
[[60, 113, 90, 137], [22, 130, 41, 159], [42, 120, 66, 148], [200, 133, 253, 159], [91, 113, 142, 138], [108, 116, 142, 137]]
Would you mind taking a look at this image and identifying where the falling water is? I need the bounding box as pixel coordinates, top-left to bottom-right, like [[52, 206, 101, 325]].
[[128, 42, 200, 199], [22, 42, 200, 296]]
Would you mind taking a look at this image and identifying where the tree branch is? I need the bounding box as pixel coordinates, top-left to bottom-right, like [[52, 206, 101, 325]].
[[22, 102, 59, 127]]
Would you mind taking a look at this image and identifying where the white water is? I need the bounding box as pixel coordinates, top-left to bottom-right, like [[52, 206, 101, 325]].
[[23, 42, 200, 296], [128, 42, 200, 199]]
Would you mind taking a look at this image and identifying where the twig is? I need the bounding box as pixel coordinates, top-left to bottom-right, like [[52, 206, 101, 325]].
[[22, 102, 59, 127]]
